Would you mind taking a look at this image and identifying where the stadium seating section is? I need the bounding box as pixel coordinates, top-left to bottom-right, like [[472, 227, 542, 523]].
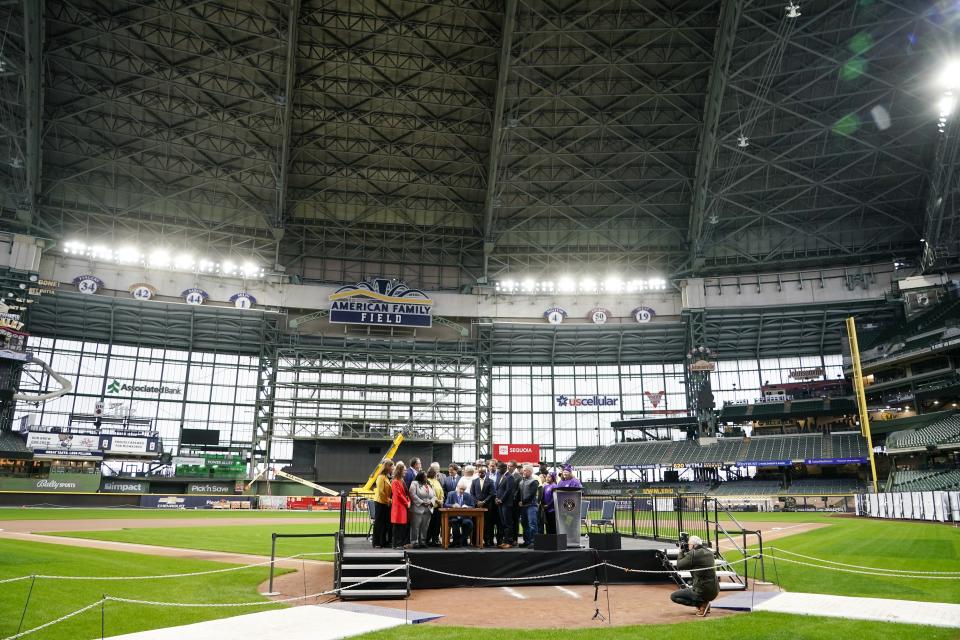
[[861, 294, 960, 352], [886, 413, 960, 452], [0, 431, 29, 456], [781, 478, 863, 495], [581, 481, 712, 495], [566, 433, 868, 468], [890, 468, 960, 491], [708, 481, 782, 496]]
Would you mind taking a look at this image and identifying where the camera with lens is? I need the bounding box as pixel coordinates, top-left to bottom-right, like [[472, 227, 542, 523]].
[[678, 531, 690, 552]]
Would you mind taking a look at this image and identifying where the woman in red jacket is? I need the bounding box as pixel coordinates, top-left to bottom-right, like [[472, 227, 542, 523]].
[[390, 461, 411, 549]]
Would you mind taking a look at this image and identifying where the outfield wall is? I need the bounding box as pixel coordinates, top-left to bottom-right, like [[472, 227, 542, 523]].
[[856, 491, 960, 522]]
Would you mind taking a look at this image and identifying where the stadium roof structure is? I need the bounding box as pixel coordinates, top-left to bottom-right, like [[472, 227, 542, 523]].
[[0, 1, 953, 290]]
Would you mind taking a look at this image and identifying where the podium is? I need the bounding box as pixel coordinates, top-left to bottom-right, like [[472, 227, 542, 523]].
[[552, 487, 583, 548]]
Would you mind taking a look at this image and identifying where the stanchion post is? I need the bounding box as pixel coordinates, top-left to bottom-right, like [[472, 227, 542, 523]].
[[338, 491, 348, 533], [630, 496, 636, 538], [265, 533, 279, 596], [652, 500, 659, 539], [758, 534, 766, 583], [17, 575, 36, 634], [676, 495, 684, 541]]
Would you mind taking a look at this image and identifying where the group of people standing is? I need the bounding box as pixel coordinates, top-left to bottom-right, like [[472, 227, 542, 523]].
[[371, 457, 583, 550]]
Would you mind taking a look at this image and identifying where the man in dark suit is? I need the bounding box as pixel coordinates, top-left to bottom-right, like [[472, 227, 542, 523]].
[[495, 461, 516, 548], [404, 458, 421, 489], [443, 463, 461, 495], [471, 465, 496, 546], [444, 483, 477, 547], [486, 459, 501, 545]]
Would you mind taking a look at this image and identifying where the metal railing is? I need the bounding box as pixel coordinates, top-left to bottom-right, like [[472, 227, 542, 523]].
[[582, 492, 710, 543], [707, 497, 765, 582]]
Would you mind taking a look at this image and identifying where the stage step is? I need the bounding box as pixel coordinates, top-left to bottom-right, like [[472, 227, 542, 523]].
[[719, 582, 748, 591], [341, 564, 405, 571], [341, 576, 408, 584], [677, 570, 737, 579], [339, 589, 410, 598], [338, 549, 410, 600]]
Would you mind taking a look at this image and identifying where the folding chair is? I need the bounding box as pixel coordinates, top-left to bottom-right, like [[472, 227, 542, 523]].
[[366, 499, 377, 540], [590, 500, 617, 533]]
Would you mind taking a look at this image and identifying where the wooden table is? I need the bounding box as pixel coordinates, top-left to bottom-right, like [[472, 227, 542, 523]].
[[439, 507, 486, 549]]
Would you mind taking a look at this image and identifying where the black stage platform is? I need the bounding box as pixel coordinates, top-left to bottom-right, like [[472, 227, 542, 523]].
[[343, 536, 671, 589]]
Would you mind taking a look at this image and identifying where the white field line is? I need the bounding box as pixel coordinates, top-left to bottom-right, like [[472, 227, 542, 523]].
[[554, 586, 580, 598], [502, 586, 526, 599]]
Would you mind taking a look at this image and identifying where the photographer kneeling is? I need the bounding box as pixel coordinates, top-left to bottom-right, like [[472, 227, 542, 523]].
[[670, 535, 719, 617]]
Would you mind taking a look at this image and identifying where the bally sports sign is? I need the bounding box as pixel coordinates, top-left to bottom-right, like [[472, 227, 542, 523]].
[[329, 278, 433, 328], [494, 443, 541, 463]]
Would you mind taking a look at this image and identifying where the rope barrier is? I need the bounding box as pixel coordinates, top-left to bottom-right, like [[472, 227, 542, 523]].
[[0, 567, 404, 639], [1, 599, 104, 640], [758, 553, 960, 580], [407, 563, 606, 581], [0, 551, 338, 583], [751, 547, 960, 576], [102, 567, 406, 608], [604, 554, 760, 574]]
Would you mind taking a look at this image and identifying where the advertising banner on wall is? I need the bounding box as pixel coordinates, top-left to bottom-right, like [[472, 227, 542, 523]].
[[803, 457, 868, 466], [140, 495, 253, 509], [493, 443, 541, 463], [734, 459, 792, 467], [329, 278, 433, 328], [186, 482, 236, 494], [100, 435, 160, 456], [27, 431, 99, 452], [101, 479, 149, 494], [0, 473, 102, 493]]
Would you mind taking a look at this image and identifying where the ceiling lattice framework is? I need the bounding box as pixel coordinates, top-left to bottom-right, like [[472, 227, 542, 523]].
[[0, 0, 951, 288]]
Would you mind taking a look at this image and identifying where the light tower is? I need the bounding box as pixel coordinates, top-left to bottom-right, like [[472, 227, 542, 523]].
[[685, 346, 717, 442]]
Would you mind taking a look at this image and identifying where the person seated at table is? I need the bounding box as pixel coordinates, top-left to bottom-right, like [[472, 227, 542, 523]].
[[444, 482, 477, 547]]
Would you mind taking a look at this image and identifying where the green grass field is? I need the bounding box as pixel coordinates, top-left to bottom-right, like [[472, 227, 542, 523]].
[[0, 507, 339, 521], [49, 523, 342, 557], [0, 538, 282, 640], [727, 516, 960, 603], [12, 510, 960, 639], [351, 613, 956, 640]]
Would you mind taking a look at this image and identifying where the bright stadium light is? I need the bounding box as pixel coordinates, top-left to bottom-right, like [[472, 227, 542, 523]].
[[938, 60, 960, 90], [603, 276, 624, 294], [61, 239, 266, 280], [939, 94, 956, 118], [174, 253, 195, 270], [149, 249, 171, 268], [558, 277, 576, 293], [521, 278, 536, 293], [63, 240, 86, 255], [580, 277, 597, 293], [116, 246, 141, 264]]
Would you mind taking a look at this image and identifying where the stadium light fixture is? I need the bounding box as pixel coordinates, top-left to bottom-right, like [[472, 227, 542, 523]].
[[149, 249, 171, 268], [174, 253, 195, 270], [493, 274, 668, 295], [116, 246, 142, 264], [785, 2, 801, 18], [938, 60, 960, 90], [60, 240, 264, 279]]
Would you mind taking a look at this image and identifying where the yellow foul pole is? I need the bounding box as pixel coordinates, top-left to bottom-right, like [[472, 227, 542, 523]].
[[845, 317, 879, 493]]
